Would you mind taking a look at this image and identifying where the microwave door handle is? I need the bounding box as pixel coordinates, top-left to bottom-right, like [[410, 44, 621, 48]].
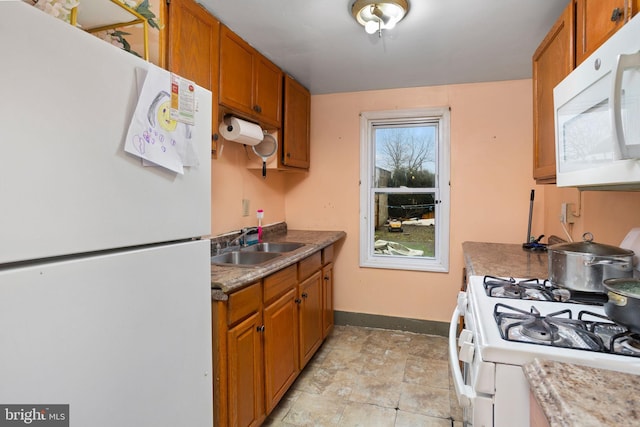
[[612, 51, 640, 159]]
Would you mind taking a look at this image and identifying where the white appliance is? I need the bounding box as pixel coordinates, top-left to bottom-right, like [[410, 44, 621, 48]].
[[449, 276, 640, 427], [0, 2, 213, 426], [554, 13, 640, 190]]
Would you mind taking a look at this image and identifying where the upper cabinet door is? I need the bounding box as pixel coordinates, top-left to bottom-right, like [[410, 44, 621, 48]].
[[219, 25, 283, 129], [166, 0, 220, 146], [219, 26, 254, 115], [576, 0, 638, 65], [166, 0, 219, 92], [532, 2, 574, 184], [254, 55, 283, 127], [282, 75, 311, 169]]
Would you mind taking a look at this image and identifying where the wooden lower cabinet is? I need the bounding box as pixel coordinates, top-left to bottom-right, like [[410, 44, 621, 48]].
[[322, 263, 334, 338], [227, 311, 265, 427], [263, 287, 299, 413], [298, 271, 324, 368], [213, 247, 335, 427]]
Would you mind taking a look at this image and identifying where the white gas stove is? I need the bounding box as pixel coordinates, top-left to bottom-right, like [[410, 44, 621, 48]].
[[449, 275, 640, 427]]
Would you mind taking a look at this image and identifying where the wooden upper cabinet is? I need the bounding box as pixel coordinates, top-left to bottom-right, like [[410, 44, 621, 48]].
[[219, 27, 253, 114], [282, 75, 311, 169], [532, 2, 574, 184], [254, 56, 284, 127], [575, 0, 638, 66], [165, 0, 220, 147], [219, 25, 283, 128]]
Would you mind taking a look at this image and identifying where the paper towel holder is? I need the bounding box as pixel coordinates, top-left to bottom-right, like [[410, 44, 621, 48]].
[[219, 115, 264, 146]]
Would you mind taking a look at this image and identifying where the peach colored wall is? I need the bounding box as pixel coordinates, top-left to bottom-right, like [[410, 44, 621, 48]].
[[210, 140, 286, 236], [543, 187, 640, 246], [284, 80, 543, 323]]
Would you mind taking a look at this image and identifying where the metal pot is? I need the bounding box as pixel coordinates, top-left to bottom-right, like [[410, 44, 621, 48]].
[[548, 232, 634, 292], [603, 278, 640, 333]]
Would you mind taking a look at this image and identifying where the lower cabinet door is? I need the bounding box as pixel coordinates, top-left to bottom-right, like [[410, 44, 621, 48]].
[[227, 312, 265, 427], [298, 271, 324, 368], [263, 288, 299, 413], [322, 263, 334, 338]]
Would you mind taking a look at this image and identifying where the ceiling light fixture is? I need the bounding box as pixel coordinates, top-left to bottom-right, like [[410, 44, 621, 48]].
[[351, 0, 409, 37]]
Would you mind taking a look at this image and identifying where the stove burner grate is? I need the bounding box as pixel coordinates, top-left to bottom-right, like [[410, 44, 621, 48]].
[[482, 276, 608, 305], [578, 311, 640, 357], [483, 276, 554, 301], [493, 303, 607, 351], [521, 316, 560, 342]]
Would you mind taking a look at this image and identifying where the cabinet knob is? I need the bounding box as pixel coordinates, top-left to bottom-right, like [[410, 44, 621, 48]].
[[302, 292, 308, 299], [286, 152, 291, 158], [253, 105, 262, 113], [295, 298, 302, 304], [611, 7, 624, 22], [213, 133, 219, 141], [256, 325, 265, 332], [324, 275, 329, 281]]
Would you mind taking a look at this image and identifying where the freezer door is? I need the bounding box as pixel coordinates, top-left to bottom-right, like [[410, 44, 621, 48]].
[[0, 240, 212, 427], [0, 2, 212, 263]]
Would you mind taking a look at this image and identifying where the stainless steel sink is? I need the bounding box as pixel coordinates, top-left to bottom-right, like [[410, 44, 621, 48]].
[[210, 251, 281, 267], [241, 242, 305, 253]]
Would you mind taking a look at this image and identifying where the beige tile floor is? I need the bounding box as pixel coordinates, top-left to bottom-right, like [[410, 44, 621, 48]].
[[263, 325, 464, 427]]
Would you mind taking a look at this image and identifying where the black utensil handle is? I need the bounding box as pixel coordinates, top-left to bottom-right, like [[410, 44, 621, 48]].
[[262, 161, 266, 178], [526, 189, 534, 243]]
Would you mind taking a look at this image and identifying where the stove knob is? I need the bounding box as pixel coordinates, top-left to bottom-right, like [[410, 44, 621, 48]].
[[459, 341, 475, 363], [457, 291, 468, 315], [458, 328, 473, 348]]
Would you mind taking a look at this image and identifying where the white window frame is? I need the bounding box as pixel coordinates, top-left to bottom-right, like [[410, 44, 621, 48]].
[[359, 108, 450, 272]]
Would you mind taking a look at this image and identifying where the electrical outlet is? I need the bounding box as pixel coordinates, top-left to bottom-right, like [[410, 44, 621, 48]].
[[242, 199, 250, 217], [566, 202, 576, 224], [560, 202, 576, 224]]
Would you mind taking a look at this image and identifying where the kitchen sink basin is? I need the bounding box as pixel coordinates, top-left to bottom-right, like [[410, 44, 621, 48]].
[[241, 242, 305, 253], [210, 251, 281, 267]]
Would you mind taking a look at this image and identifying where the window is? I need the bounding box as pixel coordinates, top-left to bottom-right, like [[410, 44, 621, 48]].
[[359, 108, 450, 272]]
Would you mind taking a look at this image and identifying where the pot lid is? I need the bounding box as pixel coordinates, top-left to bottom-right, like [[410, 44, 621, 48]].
[[549, 232, 634, 256]]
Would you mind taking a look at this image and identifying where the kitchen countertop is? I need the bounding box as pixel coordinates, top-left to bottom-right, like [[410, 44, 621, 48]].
[[211, 229, 346, 300], [462, 241, 549, 279], [524, 358, 640, 426]]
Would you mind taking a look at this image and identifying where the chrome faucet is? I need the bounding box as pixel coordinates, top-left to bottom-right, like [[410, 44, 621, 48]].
[[231, 228, 256, 248]]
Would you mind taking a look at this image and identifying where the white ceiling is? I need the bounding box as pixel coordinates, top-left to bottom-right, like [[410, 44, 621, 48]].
[[198, 0, 570, 95]]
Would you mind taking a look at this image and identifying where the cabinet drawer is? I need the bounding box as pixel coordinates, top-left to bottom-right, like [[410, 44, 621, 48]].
[[299, 251, 321, 281], [264, 264, 297, 304], [227, 281, 261, 326], [322, 245, 334, 265]]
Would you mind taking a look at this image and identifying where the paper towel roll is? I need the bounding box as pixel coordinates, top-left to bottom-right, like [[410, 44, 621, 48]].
[[218, 117, 264, 146]]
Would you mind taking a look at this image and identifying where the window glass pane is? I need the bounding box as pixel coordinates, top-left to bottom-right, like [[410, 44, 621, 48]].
[[359, 107, 449, 272], [373, 191, 436, 258], [374, 125, 437, 188]]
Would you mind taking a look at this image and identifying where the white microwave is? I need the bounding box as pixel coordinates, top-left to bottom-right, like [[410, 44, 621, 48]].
[[554, 14, 640, 190]]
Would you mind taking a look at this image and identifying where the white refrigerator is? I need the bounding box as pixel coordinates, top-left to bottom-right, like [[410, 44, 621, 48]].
[[0, 2, 213, 426]]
